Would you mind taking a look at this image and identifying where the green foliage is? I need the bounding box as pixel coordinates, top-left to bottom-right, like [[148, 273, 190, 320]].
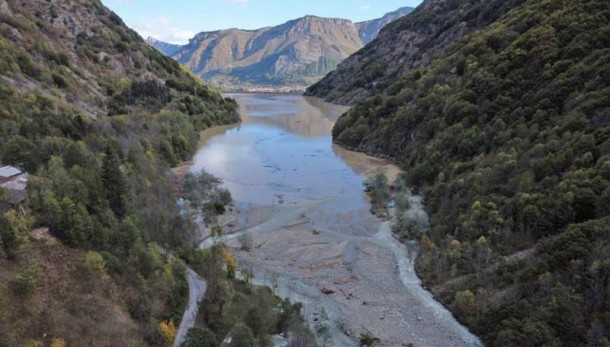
[[229, 322, 256, 347], [363, 169, 390, 215], [84, 251, 107, 274], [331, 0, 610, 345], [0, 0, 239, 338], [101, 146, 128, 218], [184, 244, 310, 346], [11, 265, 40, 297], [0, 210, 33, 259], [306, 0, 526, 104], [184, 327, 217, 347]]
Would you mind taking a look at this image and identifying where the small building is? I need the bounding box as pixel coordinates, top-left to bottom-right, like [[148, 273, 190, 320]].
[[0, 165, 28, 213]]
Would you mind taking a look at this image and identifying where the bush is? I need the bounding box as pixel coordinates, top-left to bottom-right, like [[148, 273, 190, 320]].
[[85, 251, 107, 274], [52, 73, 68, 88], [229, 323, 255, 347], [184, 327, 217, 347], [11, 265, 41, 297]]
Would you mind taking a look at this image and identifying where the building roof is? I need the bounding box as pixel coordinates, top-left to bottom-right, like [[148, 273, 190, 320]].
[[0, 166, 28, 206], [0, 181, 27, 191], [0, 166, 21, 178]]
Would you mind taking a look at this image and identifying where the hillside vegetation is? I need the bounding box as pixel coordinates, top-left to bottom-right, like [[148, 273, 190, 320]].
[[0, 0, 238, 344], [332, 0, 610, 345], [306, 0, 526, 105]]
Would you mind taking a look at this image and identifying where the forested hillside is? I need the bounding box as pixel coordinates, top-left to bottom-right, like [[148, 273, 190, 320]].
[[0, 0, 238, 344], [305, 0, 526, 105], [332, 0, 610, 345]]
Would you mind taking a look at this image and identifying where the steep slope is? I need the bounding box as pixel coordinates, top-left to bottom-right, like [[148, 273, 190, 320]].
[[149, 9, 412, 90], [0, 0, 237, 345], [356, 6, 413, 44], [305, 0, 526, 105], [332, 0, 610, 345], [172, 16, 363, 89], [146, 36, 181, 56]]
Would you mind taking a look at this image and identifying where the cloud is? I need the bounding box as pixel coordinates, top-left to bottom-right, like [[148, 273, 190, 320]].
[[359, 4, 371, 10], [134, 17, 194, 45]]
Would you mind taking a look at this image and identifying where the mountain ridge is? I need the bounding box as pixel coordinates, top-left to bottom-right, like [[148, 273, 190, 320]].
[[147, 7, 413, 90], [305, 0, 526, 105]]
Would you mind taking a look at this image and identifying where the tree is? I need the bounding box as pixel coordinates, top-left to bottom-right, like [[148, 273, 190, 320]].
[[84, 251, 107, 274], [224, 251, 237, 279], [363, 169, 390, 214], [101, 146, 128, 218], [229, 323, 256, 347], [159, 319, 177, 346], [0, 210, 33, 259], [184, 327, 217, 347], [453, 290, 476, 318]]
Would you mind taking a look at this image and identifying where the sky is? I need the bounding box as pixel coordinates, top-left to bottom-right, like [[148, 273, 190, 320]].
[[101, 0, 423, 44]]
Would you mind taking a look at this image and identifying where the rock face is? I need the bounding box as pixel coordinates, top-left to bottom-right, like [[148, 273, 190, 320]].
[[145, 36, 181, 56], [148, 8, 412, 90], [355, 6, 413, 44], [176, 16, 362, 88], [0, 0, 237, 118], [305, 0, 527, 105]]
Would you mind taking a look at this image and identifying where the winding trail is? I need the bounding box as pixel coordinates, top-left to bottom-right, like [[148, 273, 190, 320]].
[[173, 268, 207, 347]]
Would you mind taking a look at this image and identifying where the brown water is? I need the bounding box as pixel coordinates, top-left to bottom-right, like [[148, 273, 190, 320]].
[[191, 94, 399, 206]]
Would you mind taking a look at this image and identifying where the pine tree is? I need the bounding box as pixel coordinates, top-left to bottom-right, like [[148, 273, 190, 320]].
[[101, 146, 128, 218]]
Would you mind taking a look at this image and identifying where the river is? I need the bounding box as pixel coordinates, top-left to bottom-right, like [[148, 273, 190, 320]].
[[192, 94, 482, 346]]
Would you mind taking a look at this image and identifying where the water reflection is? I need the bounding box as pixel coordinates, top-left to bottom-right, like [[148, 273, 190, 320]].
[[235, 94, 348, 137], [191, 94, 397, 205]]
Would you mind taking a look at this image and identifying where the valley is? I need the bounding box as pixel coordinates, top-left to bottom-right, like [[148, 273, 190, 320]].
[[191, 94, 481, 346], [1, 0, 608, 345]]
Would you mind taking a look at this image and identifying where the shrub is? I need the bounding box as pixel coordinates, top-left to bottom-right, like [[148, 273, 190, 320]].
[[11, 265, 41, 297], [85, 251, 107, 274]]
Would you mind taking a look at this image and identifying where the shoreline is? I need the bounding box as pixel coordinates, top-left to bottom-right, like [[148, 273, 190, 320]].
[[208, 195, 482, 346]]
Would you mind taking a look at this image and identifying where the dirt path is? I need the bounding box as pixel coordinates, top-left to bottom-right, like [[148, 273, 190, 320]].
[[173, 268, 207, 347]]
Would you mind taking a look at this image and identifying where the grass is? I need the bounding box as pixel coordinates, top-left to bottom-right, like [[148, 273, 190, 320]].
[[0, 239, 144, 347]]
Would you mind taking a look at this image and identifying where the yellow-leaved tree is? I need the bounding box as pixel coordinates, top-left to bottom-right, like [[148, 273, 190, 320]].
[[159, 319, 177, 346], [224, 251, 237, 278], [51, 338, 66, 347]]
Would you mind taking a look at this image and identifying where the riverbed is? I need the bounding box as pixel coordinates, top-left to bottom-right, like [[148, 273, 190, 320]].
[[192, 94, 481, 346]]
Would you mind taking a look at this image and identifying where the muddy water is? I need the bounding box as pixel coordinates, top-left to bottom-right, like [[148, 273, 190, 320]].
[[192, 94, 481, 346], [191, 94, 399, 206]]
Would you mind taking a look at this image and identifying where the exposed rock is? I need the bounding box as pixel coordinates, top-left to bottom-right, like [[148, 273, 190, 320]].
[[306, 0, 527, 105], [149, 8, 412, 90], [0, 0, 12, 16]]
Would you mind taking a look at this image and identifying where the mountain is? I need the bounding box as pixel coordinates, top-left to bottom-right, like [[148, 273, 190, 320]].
[[356, 6, 413, 44], [146, 36, 181, 56], [148, 8, 412, 90], [331, 0, 610, 345], [175, 16, 363, 89], [0, 0, 238, 344], [305, 0, 526, 105]]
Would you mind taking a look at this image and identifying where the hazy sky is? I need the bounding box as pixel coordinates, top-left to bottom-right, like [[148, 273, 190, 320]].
[[101, 0, 423, 44]]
